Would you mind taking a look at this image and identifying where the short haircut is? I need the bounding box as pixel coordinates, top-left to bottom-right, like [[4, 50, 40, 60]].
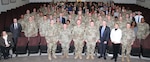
[[114, 23, 119, 26], [67, 19, 70, 23], [126, 22, 131, 24], [90, 20, 94, 22]]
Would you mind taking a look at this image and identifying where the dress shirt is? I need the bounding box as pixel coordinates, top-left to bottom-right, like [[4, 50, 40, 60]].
[[60, 17, 62, 22], [134, 15, 143, 23], [114, 12, 119, 17], [3, 35, 9, 46], [110, 28, 122, 44], [14, 23, 18, 29], [101, 26, 106, 37]]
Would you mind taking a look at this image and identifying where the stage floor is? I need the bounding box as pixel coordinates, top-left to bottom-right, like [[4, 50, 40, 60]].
[[1, 54, 150, 62]]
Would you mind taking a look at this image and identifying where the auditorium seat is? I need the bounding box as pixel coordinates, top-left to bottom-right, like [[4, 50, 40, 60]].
[[131, 39, 141, 57], [28, 37, 40, 56], [69, 40, 75, 53], [15, 37, 28, 57], [82, 41, 86, 54], [142, 35, 150, 58], [56, 41, 62, 53], [39, 37, 47, 55], [95, 41, 100, 56], [20, 32, 25, 37]]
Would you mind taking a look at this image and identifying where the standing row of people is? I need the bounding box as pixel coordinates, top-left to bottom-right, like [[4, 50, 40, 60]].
[[3, 1, 149, 62]]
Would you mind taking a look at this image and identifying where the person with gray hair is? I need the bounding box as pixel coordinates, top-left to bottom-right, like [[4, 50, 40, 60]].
[[98, 21, 111, 60]]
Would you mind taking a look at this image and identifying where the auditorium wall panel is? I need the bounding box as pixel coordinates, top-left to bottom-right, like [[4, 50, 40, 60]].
[[137, 0, 150, 9], [29, 0, 111, 3], [113, 0, 136, 4], [0, 0, 29, 14], [29, 0, 137, 4]]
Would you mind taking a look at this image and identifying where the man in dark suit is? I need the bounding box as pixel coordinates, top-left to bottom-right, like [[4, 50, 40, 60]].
[[0, 31, 14, 59], [98, 21, 110, 60], [10, 18, 22, 46], [59, 13, 66, 24]]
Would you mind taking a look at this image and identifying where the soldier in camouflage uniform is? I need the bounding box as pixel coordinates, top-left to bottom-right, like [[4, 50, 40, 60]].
[[84, 13, 95, 26], [117, 16, 127, 30], [66, 20, 73, 30], [39, 15, 49, 37], [95, 15, 103, 29], [106, 15, 115, 30], [68, 14, 76, 27], [75, 11, 85, 23], [31, 15, 39, 29], [137, 18, 149, 39], [45, 20, 58, 60], [121, 23, 136, 62], [24, 16, 38, 37], [18, 15, 25, 32], [124, 13, 132, 23], [55, 17, 63, 32], [59, 24, 72, 58], [72, 19, 85, 59], [31, 8, 37, 16], [24, 10, 31, 21], [85, 20, 99, 59]]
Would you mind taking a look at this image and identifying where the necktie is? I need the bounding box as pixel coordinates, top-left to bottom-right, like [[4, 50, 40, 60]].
[[138, 16, 140, 23]]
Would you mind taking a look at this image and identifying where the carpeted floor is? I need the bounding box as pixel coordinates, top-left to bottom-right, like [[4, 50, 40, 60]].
[[0, 55, 150, 62]]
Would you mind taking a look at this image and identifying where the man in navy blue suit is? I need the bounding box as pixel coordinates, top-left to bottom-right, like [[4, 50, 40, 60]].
[[10, 18, 22, 45], [98, 21, 110, 60], [10, 18, 22, 53]]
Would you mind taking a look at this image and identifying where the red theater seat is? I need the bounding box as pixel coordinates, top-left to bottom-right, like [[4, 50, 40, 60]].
[[20, 32, 25, 37], [142, 35, 150, 58], [15, 37, 28, 56], [131, 39, 140, 56], [28, 37, 40, 56], [39, 37, 47, 55]]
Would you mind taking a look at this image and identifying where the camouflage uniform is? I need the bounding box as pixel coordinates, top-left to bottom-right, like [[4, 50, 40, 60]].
[[137, 23, 150, 39], [121, 28, 135, 62], [85, 25, 99, 59], [127, 18, 132, 23], [106, 20, 115, 30], [39, 19, 50, 37], [24, 20, 38, 37], [117, 21, 127, 30], [59, 27, 72, 58], [24, 14, 31, 21], [45, 24, 58, 60], [95, 20, 103, 30], [31, 12, 37, 16], [72, 24, 85, 59], [69, 18, 76, 27], [75, 15, 85, 23], [18, 18, 25, 32], [84, 17, 95, 27]]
